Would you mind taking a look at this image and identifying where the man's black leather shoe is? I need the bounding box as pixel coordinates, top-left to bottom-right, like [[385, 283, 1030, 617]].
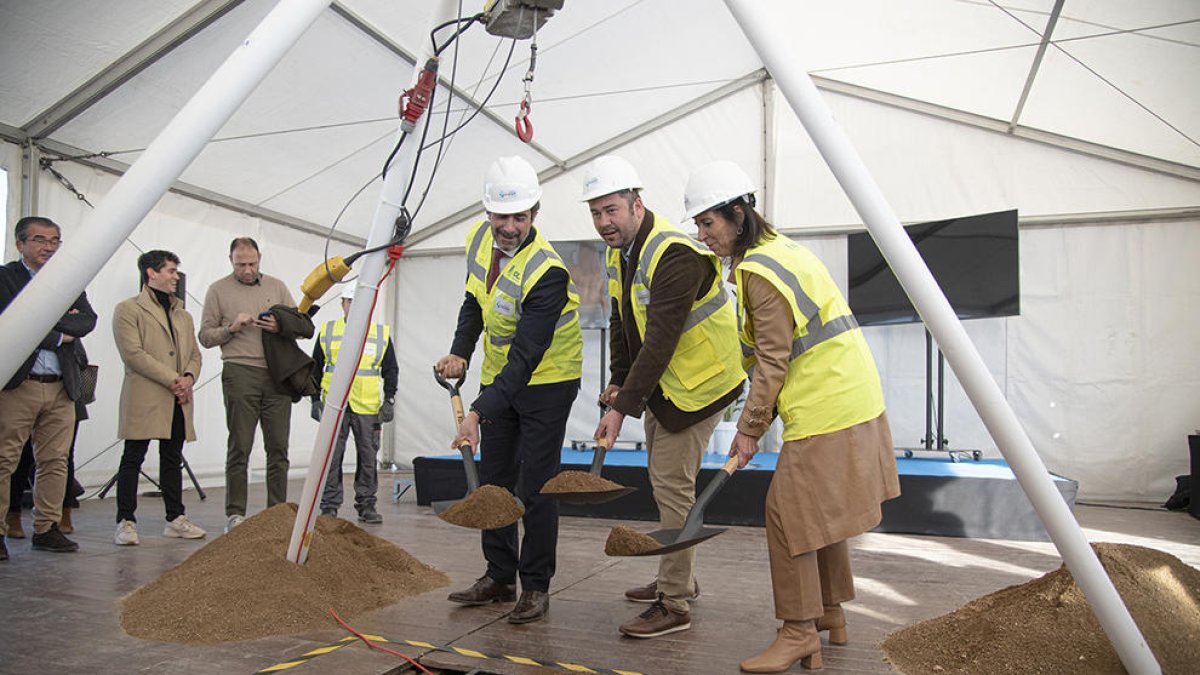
[[448, 576, 517, 606], [508, 590, 549, 624]]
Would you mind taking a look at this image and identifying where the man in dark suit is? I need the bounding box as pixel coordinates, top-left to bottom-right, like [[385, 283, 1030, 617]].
[[0, 216, 96, 559]]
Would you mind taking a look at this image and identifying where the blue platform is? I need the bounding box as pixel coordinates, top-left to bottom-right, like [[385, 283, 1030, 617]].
[[413, 447, 1078, 542]]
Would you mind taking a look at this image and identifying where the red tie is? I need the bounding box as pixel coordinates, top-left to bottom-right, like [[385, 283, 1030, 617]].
[[487, 248, 505, 290]]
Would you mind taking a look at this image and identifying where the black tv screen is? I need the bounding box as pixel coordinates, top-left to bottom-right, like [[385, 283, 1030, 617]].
[[847, 209, 1019, 326]]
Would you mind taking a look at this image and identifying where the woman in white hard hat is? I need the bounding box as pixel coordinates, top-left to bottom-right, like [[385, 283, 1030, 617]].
[[684, 160, 900, 673]]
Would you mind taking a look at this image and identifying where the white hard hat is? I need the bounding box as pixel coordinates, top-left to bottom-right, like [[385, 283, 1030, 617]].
[[340, 285, 356, 301], [580, 155, 643, 202], [482, 156, 542, 214], [682, 160, 757, 219]]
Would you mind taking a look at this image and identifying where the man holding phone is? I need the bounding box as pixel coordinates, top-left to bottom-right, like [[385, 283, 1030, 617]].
[[198, 237, 296, 533]]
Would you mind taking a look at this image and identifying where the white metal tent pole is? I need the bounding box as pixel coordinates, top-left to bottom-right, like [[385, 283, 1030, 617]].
[[0, 0, 332, 385], [285, 0, 462, 565], [721, 2, 1160, 674]]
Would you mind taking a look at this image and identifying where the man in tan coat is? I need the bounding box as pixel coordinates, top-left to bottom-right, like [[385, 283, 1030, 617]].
[[112, 250, 206, 545]]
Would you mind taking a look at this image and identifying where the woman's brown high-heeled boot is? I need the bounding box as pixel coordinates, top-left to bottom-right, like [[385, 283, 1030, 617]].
[[740, 620, 822, 673], [5, 511, 25, 539], [817, 604, 848, 645], [59, 507, 74, 534]]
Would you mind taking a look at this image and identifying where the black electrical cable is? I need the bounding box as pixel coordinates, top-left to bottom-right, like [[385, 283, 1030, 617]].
[[379, 130, 409, 180], [408, 3, 470, 224], [431, 13, 483, 56], [419, 38, 516, 153]]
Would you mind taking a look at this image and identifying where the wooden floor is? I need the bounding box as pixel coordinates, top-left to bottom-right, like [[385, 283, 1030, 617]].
[[1, 472, 1197, 674]]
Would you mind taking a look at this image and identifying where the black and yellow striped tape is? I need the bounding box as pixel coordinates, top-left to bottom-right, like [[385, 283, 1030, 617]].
[[254, 632, 646, 674]]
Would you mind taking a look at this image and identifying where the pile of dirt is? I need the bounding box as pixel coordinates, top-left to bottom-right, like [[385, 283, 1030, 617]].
[[541, 470, 625, 494], [605, 525, 661, 556], [437, 484, 524, 529], [121, 503, 449, 644], [883, 543, 1200, 674]]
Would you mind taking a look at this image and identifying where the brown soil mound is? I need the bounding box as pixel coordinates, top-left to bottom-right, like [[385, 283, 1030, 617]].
[[541, 470, 624, 494], [438, 484, 524, 529], [121, 503, 449, 644], [605, 525, 662, 556], [883, 543, 1200, 674]]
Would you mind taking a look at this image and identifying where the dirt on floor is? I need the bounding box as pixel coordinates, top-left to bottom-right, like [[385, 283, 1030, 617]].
[[121, 503, 450, 644], [882, 542, 1200, 674], [437, 484, 525, 530]]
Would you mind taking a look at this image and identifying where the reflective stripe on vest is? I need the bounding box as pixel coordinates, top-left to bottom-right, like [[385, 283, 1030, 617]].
[[463, 220, 583, 386], [742, 251, 859, 360], [607, 214, 743, 412], [322, 321, 387, 376], [736, 236, 883, 440]]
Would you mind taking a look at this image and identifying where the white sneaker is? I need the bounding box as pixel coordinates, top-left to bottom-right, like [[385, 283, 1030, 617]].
[[114, 520, 139, 546], [163, 515, 207, 539], [224, 514, 245, 533]]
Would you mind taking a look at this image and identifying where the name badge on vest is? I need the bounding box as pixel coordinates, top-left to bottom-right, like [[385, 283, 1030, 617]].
[[494, 296, 516, 317], [363, 342, 378, 357], [635, 288, 651, 305]]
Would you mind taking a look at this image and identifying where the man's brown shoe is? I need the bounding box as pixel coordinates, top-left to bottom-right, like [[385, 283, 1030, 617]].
[[448, 576, 517, 606], [5, 511, 25, 539], [619, 596, 691, 638], [624, 579, 700, 603], [507, 590, 548, 624]]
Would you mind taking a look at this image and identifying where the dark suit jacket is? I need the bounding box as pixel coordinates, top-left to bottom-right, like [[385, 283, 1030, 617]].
[[262, 303, 316, 402], [0, 260, 97, 397]]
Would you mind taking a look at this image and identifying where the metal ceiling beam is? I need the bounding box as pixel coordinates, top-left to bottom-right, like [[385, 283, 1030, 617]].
[[1008, 0, 1065, 132], [404, 68, 772, 248], [812, 75, 1200, 183], [0, 126, 363, 247], [329, 1, 565, 167], [22, 0, 244, 139]]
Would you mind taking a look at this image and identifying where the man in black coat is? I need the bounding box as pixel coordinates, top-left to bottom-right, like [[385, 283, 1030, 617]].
[[0, 216, 96, 559]]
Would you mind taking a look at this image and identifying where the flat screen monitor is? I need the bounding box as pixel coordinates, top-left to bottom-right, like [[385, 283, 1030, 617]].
[[847, 209, 1019, 326]]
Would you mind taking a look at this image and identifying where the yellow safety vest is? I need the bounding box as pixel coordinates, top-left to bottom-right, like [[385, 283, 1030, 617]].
[[464, 221, 583, 386], [319, 318, 390, 415], [735, 235, 884, 440], [605, 214, 744, 412]]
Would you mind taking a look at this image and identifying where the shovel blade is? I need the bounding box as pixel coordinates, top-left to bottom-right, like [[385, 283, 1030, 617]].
[[552, 485, 637, 505], [625, 525, 727, 556], [431, 497, 460, 515]]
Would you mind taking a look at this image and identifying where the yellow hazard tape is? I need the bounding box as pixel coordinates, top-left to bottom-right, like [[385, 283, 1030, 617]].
[[254, 631, 646, 675]]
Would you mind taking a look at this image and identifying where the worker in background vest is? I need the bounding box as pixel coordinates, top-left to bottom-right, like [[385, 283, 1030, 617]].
[[435, 155, 583, 625], [685, 160, 900, 673], [584, 155, 746, 640], [310, 284, 397, 524]]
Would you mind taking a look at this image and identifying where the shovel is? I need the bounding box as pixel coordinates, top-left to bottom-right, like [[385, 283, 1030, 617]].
[[544, 435, 637, 504], [429, 367, 479, 515], [625, 455, 740, 556], [429, 366, 525, 527]]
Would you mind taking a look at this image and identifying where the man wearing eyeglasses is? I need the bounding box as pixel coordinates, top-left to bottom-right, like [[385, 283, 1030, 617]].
[[0, 217, 97, 559]]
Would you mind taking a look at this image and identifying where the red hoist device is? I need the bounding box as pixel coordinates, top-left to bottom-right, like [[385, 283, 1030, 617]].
[[484, 0, 565, 143]]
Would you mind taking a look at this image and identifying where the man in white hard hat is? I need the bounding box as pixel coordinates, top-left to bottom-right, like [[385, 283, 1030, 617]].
[[435, 156, 583, 624], [584, 155, 745, 639], [310, 284, 397, 524]]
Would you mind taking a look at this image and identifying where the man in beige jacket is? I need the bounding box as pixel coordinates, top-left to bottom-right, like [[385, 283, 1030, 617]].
[[112, 250, 206, 545]]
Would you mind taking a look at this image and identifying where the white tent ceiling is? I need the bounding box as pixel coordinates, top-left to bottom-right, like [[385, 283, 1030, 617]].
[[2, 0, 1197, 245]]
